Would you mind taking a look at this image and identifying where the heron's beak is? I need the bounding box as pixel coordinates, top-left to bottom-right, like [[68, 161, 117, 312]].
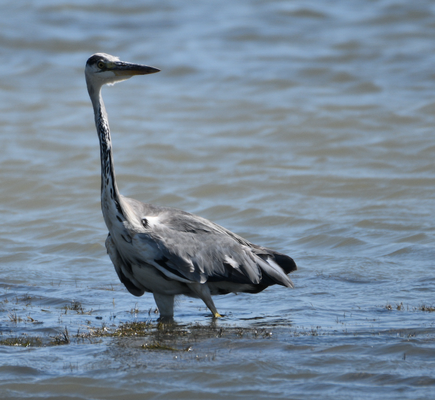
[[112, 62, 160, 77]]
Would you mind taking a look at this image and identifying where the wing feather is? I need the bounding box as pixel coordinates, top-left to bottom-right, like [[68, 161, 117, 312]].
[[129, 203, 295, 288]]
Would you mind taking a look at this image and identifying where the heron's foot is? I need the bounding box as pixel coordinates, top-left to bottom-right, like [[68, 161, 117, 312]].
[[212, 312, 223, 318], [157, 315, 175, 324]]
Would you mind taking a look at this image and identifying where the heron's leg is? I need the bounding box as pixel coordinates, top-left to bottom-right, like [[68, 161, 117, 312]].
[[188, 283, 222, 318], [153, 293, 175, 318]]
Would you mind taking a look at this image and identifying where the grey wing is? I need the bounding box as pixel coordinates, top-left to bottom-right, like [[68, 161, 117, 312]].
[[135, 208, 296, 288], [105, 233, 144, 297]]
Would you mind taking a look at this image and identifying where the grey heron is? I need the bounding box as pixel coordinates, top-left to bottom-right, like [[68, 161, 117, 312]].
[[85, 53, 297, 319]]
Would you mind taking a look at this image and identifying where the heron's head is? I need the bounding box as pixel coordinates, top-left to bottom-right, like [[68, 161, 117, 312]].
[[85, 53, 160, 94]]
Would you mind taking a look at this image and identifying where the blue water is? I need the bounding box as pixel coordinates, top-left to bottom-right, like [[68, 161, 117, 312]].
[[1, 1, 435, 399]]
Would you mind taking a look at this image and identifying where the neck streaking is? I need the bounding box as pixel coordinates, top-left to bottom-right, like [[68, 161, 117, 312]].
[[94, 90, 125, 226]]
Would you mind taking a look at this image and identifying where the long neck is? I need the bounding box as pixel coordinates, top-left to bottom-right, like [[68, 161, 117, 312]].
[[90, 87, 125, 225]]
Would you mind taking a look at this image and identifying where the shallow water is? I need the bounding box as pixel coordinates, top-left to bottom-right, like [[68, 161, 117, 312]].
[[1, 0, 435, 399]]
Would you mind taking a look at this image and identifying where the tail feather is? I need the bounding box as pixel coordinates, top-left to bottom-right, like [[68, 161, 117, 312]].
[[272, 252, 297, 274], [255, 249, 297, 288]]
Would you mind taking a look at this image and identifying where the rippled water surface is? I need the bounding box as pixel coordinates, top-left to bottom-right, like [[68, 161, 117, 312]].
[[1, 1, 435, 399]]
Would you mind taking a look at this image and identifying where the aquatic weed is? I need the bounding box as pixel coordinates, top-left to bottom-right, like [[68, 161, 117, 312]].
[[61, 300, 94, 315], [385, 303, 435, 312], [0, 336, 43, 347], [50, 327, 70, 346], [418, 304, 435, 312], [8, 312, 23, 323], [141, 342, 179, 351]]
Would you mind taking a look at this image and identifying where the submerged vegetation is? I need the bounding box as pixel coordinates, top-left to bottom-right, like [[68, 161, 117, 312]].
[[385, 302, 435, 312], [0, 336, 44, 347], [418, 305, 435, 312], [0, 317, 276, 349], [1, 291, 435, 349], [61, 300, 86, 314]]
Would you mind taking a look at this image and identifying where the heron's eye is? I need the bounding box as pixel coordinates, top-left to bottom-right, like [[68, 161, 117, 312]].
[[97, 61, 105, 69]]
